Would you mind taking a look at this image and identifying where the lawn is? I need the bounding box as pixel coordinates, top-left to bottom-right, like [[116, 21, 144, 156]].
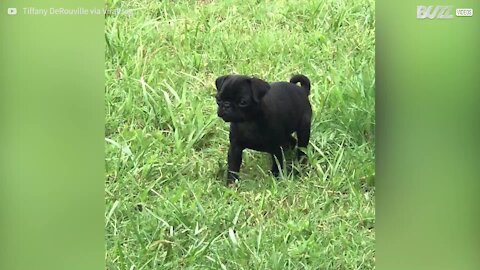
[[105, 0, 375, 269]]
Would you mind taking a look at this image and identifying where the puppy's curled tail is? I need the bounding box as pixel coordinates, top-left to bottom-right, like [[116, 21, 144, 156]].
[[290, 74, 311, 95]]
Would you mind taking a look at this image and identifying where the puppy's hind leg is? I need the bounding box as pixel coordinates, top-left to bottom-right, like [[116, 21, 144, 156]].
[[281, 135, 297, 150], [288, 135, 297, 149], [296, 118, 311, 163]]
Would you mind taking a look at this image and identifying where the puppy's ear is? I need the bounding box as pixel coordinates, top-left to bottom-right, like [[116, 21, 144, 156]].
[[215, 75, 229, 92], [249, 77, 270, 103]]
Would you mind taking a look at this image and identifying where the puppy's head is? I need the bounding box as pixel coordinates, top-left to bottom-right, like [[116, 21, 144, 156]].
[[215, 75, 270, 122]]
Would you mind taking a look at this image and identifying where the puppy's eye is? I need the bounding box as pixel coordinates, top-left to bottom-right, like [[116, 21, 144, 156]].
[[238, 100, 249, 107]]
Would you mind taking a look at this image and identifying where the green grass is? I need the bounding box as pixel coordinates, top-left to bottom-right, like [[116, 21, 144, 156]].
[[105, 0, 375, 269]]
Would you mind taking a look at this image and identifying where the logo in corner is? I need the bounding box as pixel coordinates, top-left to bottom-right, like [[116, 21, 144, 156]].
[[417, 6, 454, 19]]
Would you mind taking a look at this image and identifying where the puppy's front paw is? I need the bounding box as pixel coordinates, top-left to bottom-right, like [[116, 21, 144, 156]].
[[226, 171, 239, 186], [226, 180, 238, 188], [269, 168, 280, 178]]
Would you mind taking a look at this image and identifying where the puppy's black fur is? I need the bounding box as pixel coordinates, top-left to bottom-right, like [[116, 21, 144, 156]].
[[215, 74, 312, 184]]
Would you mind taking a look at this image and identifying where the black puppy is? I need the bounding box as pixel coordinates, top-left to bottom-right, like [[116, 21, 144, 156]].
[[215, 74, 312, 184]]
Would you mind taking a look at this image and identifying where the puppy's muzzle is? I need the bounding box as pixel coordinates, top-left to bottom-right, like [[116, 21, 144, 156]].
[[217, 108, 225, 117], [217, 108, 233, 122], [217, 103, 231, 118]]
